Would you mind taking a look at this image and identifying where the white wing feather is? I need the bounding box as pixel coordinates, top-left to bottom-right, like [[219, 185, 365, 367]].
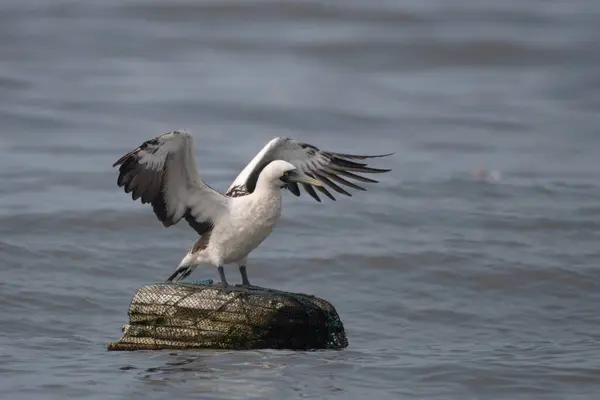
[[113, 130, 227, 234], [226, 137, 392, 202]]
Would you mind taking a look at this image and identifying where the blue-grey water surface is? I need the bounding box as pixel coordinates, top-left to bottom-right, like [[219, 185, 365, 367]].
[[1, 1, 600, 399]]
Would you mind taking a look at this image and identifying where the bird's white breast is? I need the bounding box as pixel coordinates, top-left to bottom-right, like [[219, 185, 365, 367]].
[[206, 190, 282, 265]]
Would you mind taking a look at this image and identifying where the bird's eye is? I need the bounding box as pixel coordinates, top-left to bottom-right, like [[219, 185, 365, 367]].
[[283, 171, 289, 176]]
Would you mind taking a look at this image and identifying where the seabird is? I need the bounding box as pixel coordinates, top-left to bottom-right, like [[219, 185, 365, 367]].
[[112, 130, 391, 287]]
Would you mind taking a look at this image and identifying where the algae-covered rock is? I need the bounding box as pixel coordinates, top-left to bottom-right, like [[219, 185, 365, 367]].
[[108, 282, 348, 351]]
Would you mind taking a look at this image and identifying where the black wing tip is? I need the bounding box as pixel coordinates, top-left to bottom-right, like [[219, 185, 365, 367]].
[[373, 168, 392, 173], [313, 172, 351, 197], [331, 164, 391, 174], [286, 181, 301, 197], [309, 192, 322, 202], [371, 152, 395, 158], [328, 151, 395, 160], [112, 149, 139, 168], [316, 186, 336, 201], [302, 183, 322, 202], [112, 158, 125, 168], [355, 166, 392, 174], [113, 138, 158, 167]]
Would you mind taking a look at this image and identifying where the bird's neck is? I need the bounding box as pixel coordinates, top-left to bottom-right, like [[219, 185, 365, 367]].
[[245, 180, 282, 222], [253, 177, 282, 199]]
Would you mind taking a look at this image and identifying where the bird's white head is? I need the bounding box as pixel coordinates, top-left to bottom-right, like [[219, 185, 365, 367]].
[[162, 130, 191, 140], [258, 160, 323, 190]]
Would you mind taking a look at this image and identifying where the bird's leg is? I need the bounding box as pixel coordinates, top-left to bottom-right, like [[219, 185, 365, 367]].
[[218, 265, 229, 287], [239, 265, 251, 287]]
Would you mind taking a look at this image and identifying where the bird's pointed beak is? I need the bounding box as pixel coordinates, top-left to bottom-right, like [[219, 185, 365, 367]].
[[286, 171, 324, 187]]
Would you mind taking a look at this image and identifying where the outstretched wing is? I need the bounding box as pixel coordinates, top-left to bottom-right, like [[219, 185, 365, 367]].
[[112, 130, 228, 235], [226, 137, 392, 202]]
